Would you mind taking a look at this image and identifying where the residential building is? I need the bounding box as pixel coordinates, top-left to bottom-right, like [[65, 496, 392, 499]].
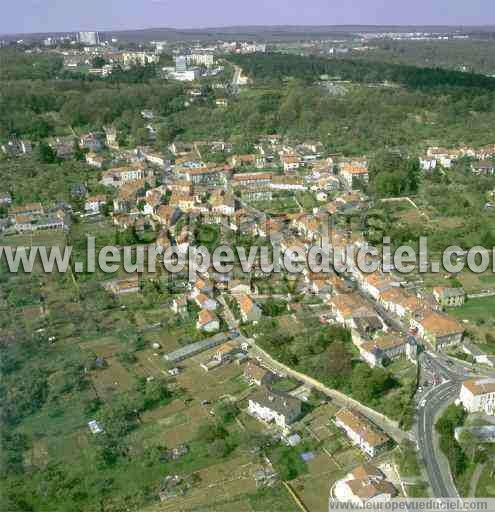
[[51, 137, 75, 159], [104, 126, 119, 149], [233, 172, 273, 201], [1, 138, 32, 156], [240, 186, 272, 202], [171, 294, 188, 316], [419, 157, 437, 171], [292, 214, 321, 242], [359, 334, 417, 368], [462, 341, 495, 367], [101, 165, 145, 187], [84, 195, 107, 213], [9, 203, 44, 218], [378, 288, 422, 320], [187, 52, 215, 68], [213, 341, 238, 362], [244, 361, 275, 386], [248, 388, 301, 430], [182, 166, 230, 188], [232, 172, 272, 187], [271, 175, 306, 191], [79, 133, 102, 152], [236, 294, 262, 323], [153, 205, 176, 226], [0, 192, 12, 206], [102, 275, 140, 296], [194, 293, 218, 311], [281, 155, 300, 172], [334, 464, 397, 506], [410, 311, 464, 351], [12, 212, 67, 233], [210, 190, 235, 216], [196, 309, 220, 333], [122, 52, 159, 67], [228, 280, 252, 297], [476, 144, 495, 160], [139, 148, 168, 169], [426, 147, 462, 168], [232, 154, 257, 168], [454, 426, 495, 443], [340, 162, 369, 190], [172, 69, 200, 81], [471, 160, 495, 176], [169, 192, 195, 212], [79, 31, 99, 45], [334, 409, 390, 457], [191, 278, 214, 298], [359, 272, 398, 301], [459, 378, 495, 415], [433, 287, 466, 308], [328, 293, 374, 329], [86, 152, 107, 168]]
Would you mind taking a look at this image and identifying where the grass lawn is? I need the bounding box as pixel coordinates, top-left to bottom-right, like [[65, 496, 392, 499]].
[[270, 377, 300, 393], [478, 274, 495, 286], [248, 484, 300, 512], [296, 191, 319, 211], [476, 464, 495, 497], [195, 224, 221, 251], [250, 197, 300, 214], [450, 295, 495, 322]]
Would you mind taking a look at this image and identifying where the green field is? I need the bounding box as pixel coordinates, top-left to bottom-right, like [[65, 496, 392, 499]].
[[450, 295, 495, 322]]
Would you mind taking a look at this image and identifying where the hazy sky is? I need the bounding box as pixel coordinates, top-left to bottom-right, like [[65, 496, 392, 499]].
[[2, 0, 494, 35]]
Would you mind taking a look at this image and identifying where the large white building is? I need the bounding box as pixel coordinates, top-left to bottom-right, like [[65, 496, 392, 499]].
[[101, 165, 145, 187], [123, 52, 159, 67], [248, 388, 301, 430], [187, 53, 215, 68], [459, 378, 495, 415], [78, 31, 99, 46], [175, 56, 188, 72]]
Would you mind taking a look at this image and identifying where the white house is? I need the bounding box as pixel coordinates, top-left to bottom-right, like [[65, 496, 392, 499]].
[[84, 194, 107, 213], [196, 309, 220, 333], [101, 165, 145, 187], [248, 388, 301, 430], [334, 464, 397, 506], [459, 378, 495, 415], [419, 157, 437, 172], [359, 335, 417, 368], [281, 155, 300, 172], [335, 409, 389, 457], [194, 293, 218, 311]]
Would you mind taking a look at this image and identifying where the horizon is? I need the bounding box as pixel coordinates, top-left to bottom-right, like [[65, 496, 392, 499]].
[[2, 0, 495, 37], [4, 23, 495, 38]]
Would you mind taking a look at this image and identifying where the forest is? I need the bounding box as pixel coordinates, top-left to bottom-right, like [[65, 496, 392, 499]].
[[229, 52, 495, 90], [4, 49, 495, 156]]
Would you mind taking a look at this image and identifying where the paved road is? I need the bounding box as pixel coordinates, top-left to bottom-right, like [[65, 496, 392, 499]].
[[248, 340, 413, 444], [416, 351, 479, 498], [416, 378, 460, 497]]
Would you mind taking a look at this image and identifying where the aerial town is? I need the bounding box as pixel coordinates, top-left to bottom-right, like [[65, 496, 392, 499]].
[[3, 10, 495, 512]]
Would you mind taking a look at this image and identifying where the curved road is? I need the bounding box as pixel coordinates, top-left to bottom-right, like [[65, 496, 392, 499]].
[[417, 352, 475, 497], [417, 378, 460, 497]]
